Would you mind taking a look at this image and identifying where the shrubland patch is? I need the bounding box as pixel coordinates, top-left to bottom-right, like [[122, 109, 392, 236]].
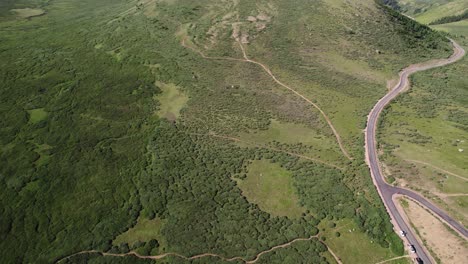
[[0, 0, 451, 262]]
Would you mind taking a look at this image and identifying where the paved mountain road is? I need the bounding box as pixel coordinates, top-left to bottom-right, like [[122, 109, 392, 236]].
[[365, 39, 466, 264]]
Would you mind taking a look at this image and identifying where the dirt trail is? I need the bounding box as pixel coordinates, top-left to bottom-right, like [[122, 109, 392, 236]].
[[236, 41, 352, 160], [181, 38, 352, 160], [327, 246, 343, 264], [405, 159, 467, 182], [191, 132, 344, 170], [374, 255, 410, 264], [182, 38, 245, 62], [57, 235, 343, 264]]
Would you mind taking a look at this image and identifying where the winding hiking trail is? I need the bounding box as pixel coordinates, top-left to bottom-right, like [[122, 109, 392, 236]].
[[365, 39, 466, 264], [236, 41, 352, 161], [56, 235, 342, 264], [181, 38, 352, 161]]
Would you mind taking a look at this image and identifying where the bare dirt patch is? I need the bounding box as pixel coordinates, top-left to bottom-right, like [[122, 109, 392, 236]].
[[398, 197, 468, 264], [386, 78, 398, 92]]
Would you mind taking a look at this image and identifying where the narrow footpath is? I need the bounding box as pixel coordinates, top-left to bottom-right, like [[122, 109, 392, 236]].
[[56, 235, 342, 264]]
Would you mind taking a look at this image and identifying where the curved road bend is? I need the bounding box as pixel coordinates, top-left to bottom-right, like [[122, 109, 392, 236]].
[[365, 39, 466, 264]]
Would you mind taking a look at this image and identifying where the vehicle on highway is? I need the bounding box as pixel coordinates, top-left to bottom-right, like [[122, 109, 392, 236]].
[[414, 257, 423, 264], [409, 244, 416, 253], [400, 230, 406, 237]]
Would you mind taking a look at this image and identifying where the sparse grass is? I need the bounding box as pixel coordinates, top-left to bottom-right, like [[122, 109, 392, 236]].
[[28, 108, 48, 123], [155, 82, 188, 121], [438, 172, 467, 194], [450, 196, 468, 215], [432, 20, 468, 36], [400, 198, 409, 208], [383, 257, 412, 264], [11, 8, 45, 19], [398, 0, 468, 24], [399, 197, 468, 263], [382, 104, 467, 178], [321, 250, 339, 264], [236, 159, 304, 218], [379, 37, 468, 226], [114, 217, 165, 247], [32, 142, 52, 166], [106, 48, 124, 61], [238, 119, 344, 164], [319, 219, 400, 264]]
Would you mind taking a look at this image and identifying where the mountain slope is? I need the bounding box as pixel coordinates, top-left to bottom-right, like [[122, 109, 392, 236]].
[[0, 0, 452, 263], [396, 0, 468, 24]]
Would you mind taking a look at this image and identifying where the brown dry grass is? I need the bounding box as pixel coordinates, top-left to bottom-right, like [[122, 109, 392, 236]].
[[399, 197, 468, 264]]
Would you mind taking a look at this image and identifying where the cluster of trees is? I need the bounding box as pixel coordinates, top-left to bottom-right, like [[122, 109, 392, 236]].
[[138, 121, 317, 259], [377, 1, 450, 50], [379, 0, 401, 11], [0, 0, 165, 262], [136, 120, 404, 259], [256, 239, 328, 264], [429, 10, 468, 25]]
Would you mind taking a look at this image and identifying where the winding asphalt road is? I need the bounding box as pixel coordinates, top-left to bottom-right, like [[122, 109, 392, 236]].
[[364, 39, 466, 264]]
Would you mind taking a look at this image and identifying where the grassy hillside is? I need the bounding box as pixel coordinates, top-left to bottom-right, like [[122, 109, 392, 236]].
[[432, 20, 468, 36], [0, 0, 452, 263], [396, 0, 468, 24], [379, 26, 468, 229], [379, 0, 468, 229]]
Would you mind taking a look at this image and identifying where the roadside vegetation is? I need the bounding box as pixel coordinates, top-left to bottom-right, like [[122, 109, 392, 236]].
[[0, 0, 454, 263], [378, 33, 468, 227]]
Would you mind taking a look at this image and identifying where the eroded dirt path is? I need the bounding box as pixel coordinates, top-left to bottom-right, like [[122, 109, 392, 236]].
[[57, 235, 343, 264], [181, 38, 352, 160], [374, 255, 410, 264]]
